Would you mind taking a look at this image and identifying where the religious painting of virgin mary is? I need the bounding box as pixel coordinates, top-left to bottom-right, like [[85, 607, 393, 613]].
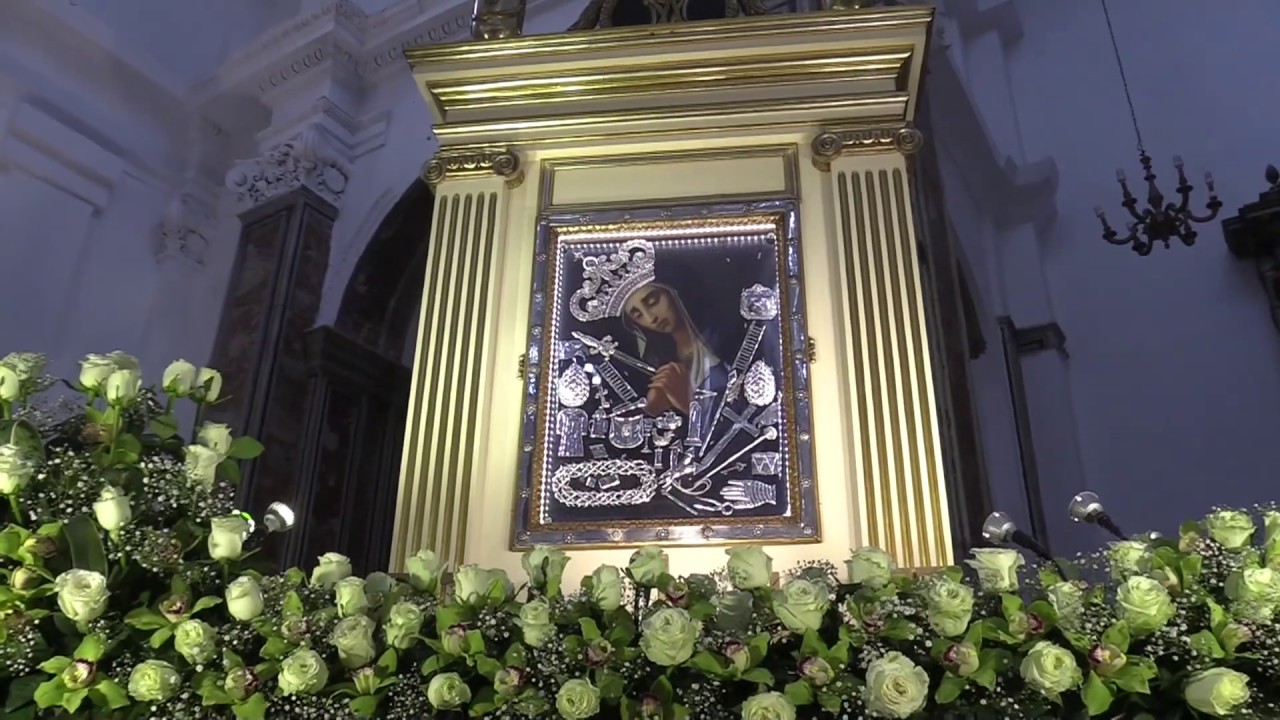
[[513, 207, 820, 548]]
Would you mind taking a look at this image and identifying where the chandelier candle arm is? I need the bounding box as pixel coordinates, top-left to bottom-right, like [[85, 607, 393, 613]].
[[1093, 0, 1222, 256]]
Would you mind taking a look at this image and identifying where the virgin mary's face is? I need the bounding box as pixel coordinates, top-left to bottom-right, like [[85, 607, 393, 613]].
[[623, 283, 682, 334]]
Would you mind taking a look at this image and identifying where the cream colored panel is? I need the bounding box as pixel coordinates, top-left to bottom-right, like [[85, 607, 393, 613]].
[[830, 153, 952, 569], [547, 153, 790, 208], [459, 133, 863, 587], [390, 181, 506, 571]]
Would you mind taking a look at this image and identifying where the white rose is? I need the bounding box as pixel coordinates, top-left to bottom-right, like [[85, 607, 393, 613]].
[[93, 485, 132, 532], [864, 651, 929, 718], [208, 515, 250, 560], [226, 576, 264, 621], [335, 576, 370, 617], [725, 546, 773, 590], [184, 445, 221, 486], [311, 552, 353, 588], [197, 422, 234, 459], [2, 352, 46, 382], [78, 354, 117, 391], [0, 365, 19, 402], [405, 549, 443, 592], [964, 548, 1025, 593], [105, 351, 140, 371], [104, 368, 142, 405], [162, 360, 198, 397], [195, 367, 223, 402], [55, 569, 109, 624], [846, 547, 895, 588], [0, 444, 34, 495]]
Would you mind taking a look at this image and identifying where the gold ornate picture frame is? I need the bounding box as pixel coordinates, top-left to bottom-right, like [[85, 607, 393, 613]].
[[511, 202, 821, 549]]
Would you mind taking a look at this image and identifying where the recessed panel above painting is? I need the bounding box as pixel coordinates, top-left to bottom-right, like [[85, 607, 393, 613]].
[[513, 205, 820, 548]]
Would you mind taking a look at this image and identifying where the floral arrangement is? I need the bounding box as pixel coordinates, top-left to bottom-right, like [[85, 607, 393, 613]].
[[1, 351, 1279, 719]]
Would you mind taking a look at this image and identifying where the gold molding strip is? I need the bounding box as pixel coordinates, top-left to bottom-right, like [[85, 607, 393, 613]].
[[422, 148, 526, 189], [811, 125, 924, 171], [390, 190, 501, 569], [406, 7, 934, 65], [834, 163, 952, 569]]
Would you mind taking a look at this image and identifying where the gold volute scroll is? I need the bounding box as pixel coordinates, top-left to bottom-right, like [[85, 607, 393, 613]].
[[810, 124, 925, 171], [422, 147, 526, 188]]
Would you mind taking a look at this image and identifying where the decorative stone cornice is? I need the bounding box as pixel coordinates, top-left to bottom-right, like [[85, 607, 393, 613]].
[[225, 128, 350, 210], [422, 148, 524, 189], [809, 124, 925, 171]]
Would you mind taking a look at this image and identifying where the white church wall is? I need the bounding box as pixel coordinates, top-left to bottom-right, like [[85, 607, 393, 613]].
[[0, 1, 231, 380], [968, 0, 1280, 544]]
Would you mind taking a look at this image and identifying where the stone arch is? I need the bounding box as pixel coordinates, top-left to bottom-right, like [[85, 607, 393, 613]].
[[283, 178, 435, 573], [335, 177, 435, 359]]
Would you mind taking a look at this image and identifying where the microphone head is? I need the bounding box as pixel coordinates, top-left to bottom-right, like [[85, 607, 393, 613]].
[[1069, 491, 1105, 522], [982, 511, 1017, 544], [264, 502, 296, 533]]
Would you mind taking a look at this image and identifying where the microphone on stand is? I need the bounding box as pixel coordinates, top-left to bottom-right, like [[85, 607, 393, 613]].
[[1068, 491, 1127, 540], [982, 511, 1055, 564]]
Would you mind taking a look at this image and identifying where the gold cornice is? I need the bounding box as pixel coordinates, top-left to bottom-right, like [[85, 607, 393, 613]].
[[810, 124, 924, 171], [421, 147, 525, 188], [405, 7, 933, 65], [428, 47, 911, 114], [409, 7, 933, 147]]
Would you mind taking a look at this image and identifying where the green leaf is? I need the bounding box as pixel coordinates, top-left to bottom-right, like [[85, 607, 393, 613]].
[[597, 671, 625, 700], [1110, 664, 1152, 694], [227, 436, 265, 460], [38, 657, 72, 675], [475, 655, 502, 680], [350, 695, 381, 718], [934, 675, 965, 704], [218, 459, 242, 484], [60, 688, 88, 714], [233, 693, 268, 720], [74, 634, 105, 662], [5, 674, 42, 712], [651, 676, 674, 704], [89, 679, 129, 710], [687, 650, 727, 677], [282, 592, 304, 620], [799, 630, 825, 657], [124, 608, 170, 630], [2, 419, 44, 460], [376, 650, 398, 676], [33, 679, 65, 709], [149, 625, 174, 649], [741, 667, 775, 687], [1000, 593, 1023, 618], [1207, 599, 1228, 635], [783, 680, 814, 706], [148, 414, 180, 439], [191, 596, 223, 615], [1188, 629, 1225, 659], [746, 632, 770, 667], [260, 636, 293, 660], [503, 643, 527, 667], [466, 629, 487, 655], [421, 655, 450, 676], [1101, 621, 1130, 653], [578, 618, 602, 641], [1081, 671, 1113, 716], [61, 516, 108, 576]]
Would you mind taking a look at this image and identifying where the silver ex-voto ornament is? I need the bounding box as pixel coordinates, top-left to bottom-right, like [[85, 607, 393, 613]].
[[743, 360, 777, 407], [740, 283, 779, 321]]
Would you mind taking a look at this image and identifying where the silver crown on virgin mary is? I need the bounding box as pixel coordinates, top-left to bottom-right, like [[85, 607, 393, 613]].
[[569, 239, 656, 322]]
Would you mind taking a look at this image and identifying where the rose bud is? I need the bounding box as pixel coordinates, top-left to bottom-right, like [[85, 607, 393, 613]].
[[353, 666, 379, 696], [1220, 623, 1252, 653], [10, 567, 41, 591], [494, 667, 524, 696], [1088, 643, 1127, 675], [798, 656, 834, 686], [60, 660, 96, 690], [280, 617, 309, 643], [724, 640, 750, 674], [639, 694, 663, 718], [1026, 612, 1046, 635], [159, 593, 189, 623], [442, 625, 468, 656], [942, 642, 980, 677], [585, 638, 613, 667], [663, 579, 689, 607], [21, 535, 57, 559], [223, 666, 259, 701]]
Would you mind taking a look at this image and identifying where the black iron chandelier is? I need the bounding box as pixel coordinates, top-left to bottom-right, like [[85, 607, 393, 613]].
[[1092, 0, 1222, 256]]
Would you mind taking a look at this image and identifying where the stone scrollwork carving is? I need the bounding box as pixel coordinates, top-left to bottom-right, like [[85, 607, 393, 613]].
[[225, 128, 350, 209], [153, 194, 210, 267], [421, 148, 524, 189], [810, 124, 925, 171]]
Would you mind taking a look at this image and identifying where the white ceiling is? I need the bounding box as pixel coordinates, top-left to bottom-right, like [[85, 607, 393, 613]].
[[66, 0, 308, 85]]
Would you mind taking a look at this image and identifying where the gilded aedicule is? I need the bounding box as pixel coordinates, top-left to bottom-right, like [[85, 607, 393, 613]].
[[512, 203, 822, 549]]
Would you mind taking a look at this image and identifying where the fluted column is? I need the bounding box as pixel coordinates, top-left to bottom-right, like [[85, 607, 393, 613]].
[[389, 149, 522, 570], [811, 126, 954, 569]]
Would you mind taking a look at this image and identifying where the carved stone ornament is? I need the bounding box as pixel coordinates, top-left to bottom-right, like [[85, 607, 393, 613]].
[[810, 124, 925, 171], [421, 148, 524, 189], [225, 129, 350, 209], [153, 195, 210, 267]]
